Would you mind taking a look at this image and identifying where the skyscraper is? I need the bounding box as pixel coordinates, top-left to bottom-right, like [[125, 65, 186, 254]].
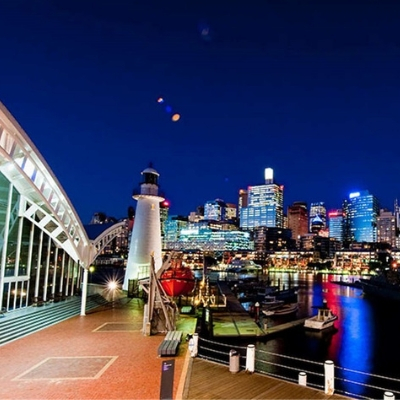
[[204, 199, 226, 221], [377, 209, 397, 248], [346, 190, 380, 243], [309, 202, 327, 232], [160, 199, 170, 244], [238, 189, 248, 220], [239, 168, 284, 229], [287, 201, 308, 244], [328, 209, 343, 243]]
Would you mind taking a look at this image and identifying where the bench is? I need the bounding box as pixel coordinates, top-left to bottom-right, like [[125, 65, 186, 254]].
[[157, 330, 183, 357]]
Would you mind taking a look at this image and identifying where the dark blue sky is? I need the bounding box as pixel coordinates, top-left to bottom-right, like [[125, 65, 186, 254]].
[[1, 1, 400, 223]]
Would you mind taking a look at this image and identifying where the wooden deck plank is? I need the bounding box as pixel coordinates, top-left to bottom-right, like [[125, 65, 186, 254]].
[[183, 358, 351, 400]]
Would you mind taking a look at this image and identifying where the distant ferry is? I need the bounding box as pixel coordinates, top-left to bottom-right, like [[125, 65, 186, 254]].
[[225, 259, 262, 273]]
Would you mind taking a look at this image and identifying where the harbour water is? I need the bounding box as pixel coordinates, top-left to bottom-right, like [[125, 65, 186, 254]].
[[252, 272, 400, 399]]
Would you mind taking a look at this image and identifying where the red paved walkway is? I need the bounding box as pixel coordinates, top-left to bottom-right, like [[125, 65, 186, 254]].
[[0, 298, 195, 400]]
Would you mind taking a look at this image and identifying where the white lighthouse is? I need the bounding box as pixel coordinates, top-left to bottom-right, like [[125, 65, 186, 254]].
[[123, 165, 164, 290]]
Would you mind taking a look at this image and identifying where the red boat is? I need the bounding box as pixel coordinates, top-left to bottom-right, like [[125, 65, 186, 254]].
[[159, 260, 195, 297]]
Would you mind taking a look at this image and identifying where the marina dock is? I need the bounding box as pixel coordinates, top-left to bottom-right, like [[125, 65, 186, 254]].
[[212, 281, 266, 337], [211, 281, 306, 338]]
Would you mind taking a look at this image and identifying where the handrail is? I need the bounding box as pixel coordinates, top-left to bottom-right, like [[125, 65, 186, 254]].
[[197, 336, 400, 399]]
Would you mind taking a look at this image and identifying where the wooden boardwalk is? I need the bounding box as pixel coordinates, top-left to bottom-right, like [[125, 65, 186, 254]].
[[182, 358, 351, 399]]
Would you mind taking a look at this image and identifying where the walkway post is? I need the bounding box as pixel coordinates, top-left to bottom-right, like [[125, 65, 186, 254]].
[[254, 302, 260, 323], [298, 372, 307, 386], [245, 344, 255, 373], [324, 360, 335, 395], [189, 333, 199, 357], [384, 392, 394, 399], [80, 267, 88, 316]]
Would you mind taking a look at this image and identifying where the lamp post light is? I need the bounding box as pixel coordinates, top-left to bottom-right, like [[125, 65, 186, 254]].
[[108, 281, 118, 306], [89, 266, 95, 284]]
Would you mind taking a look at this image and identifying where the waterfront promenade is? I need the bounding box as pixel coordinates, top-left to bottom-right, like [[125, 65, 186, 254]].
[[0, 297, 351, 399]]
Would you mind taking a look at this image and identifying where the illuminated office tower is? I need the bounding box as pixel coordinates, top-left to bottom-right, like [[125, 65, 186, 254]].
[[238, 189, 248, 220], [309, 202, 327, 232], [346, 190, 379, 243], [377, 209, 397, 248], [395, 199, 400, 249], [204, 199, 227, 221], [160, 199, 170, 244], [204, 199, 237, 222], [240, 167, 284, 229], [328, 209, 344, 243], [123, 165, 164, 289]]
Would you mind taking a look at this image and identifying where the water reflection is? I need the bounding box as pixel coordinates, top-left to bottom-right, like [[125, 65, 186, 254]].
[[254, 272, 400, 398], [193, 269, 400, 397]]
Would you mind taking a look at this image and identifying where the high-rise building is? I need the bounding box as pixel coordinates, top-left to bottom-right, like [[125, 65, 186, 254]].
[[328, 209, 343, 243], [160, 199, 170, 240], [395, 200, 400, 249], [239, 168, 284, 229], [287, 201, 308, 244], [309, 202, 327, 232], [225, 203, 238, 222], [204, 199, 237, 222], [253, 226, 295, 252], [238, 189, 248, 219], [346, 190, 380, 243], [377, 209, 397, 248], [163, 215, 189, 250], [342, 199, 352, 246]]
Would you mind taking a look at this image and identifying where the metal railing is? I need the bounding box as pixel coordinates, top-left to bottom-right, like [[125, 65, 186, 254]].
[[197, 336, 400, 399]]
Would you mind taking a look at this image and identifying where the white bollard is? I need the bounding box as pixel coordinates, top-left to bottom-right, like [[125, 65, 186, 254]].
[[298, 371, 307, 386], [384, 391, 395, 400], [245, 344, 255, 373], [189, 333, 198, 357], [324, 360, 335, 395]]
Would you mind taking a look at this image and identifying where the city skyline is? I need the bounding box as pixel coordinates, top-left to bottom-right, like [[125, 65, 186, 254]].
[[1, 1, 400, 223]]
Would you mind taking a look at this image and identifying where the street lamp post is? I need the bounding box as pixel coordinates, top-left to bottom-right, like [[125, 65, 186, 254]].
[[108, 281, 118, 306], [89, 266, 95, 284]]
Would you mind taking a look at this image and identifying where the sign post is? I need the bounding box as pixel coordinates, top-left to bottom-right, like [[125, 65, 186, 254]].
[[160, 359, 175, 400]]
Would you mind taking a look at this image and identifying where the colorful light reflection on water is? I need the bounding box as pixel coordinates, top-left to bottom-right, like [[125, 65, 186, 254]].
[[254, 272, 400, 398]]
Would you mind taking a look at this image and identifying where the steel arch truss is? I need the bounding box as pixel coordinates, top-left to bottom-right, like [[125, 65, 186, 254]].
[[89, 221, 126, 265], [0, 103, 91, 266]]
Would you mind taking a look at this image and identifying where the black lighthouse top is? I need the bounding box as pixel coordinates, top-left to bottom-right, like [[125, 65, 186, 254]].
[[141, 163, 159, 186]]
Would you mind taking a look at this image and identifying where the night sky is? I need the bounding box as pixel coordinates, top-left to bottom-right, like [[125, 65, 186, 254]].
[[1, 1, 400, 223]]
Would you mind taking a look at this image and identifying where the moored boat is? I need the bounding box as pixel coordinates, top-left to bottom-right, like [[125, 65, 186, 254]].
[[159, 259, 195, 297], [262, 302, 299, 317], [304, 301, 337, 330], [261, 295, 284, 310]]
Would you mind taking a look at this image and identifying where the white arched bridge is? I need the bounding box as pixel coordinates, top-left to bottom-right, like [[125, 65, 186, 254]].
[[0, 102, 125, 315]]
